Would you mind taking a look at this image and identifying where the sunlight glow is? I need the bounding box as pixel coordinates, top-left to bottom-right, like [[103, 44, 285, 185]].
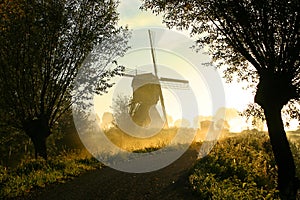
[[93, 0, 299, 132]]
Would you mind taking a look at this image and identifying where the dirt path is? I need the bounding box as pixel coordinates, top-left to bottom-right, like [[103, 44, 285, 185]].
[[26, 148, 199, 200]]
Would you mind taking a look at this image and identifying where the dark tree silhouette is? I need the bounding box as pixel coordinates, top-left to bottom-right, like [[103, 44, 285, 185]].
[[142, 0, 300, 199], [0, 0, 129, 159]]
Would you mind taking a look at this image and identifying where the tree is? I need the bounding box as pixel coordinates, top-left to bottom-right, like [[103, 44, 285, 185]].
[[141, 0, 300, 199], [111, 94, 132, 125], [100, 112, 114, 130], [0, 0, 129, 159]]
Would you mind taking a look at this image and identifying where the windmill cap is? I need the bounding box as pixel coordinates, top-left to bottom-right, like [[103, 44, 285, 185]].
[[131, 73, 160, 90]]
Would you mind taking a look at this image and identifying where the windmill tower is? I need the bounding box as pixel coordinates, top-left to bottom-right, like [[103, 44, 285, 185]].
[[123, 30, 189, 128]]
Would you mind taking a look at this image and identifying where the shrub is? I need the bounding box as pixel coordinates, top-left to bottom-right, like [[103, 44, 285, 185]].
[[189, 131, 281, 199]]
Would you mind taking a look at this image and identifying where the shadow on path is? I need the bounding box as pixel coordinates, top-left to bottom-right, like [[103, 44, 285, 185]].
[[26, 148, 200, 200]]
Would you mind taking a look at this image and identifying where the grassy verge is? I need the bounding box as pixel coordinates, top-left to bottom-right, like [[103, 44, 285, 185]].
[[189, 131, 300, 199], [0, 127, 193, 198], [0, 151, 102, 198], [2, 129, 300, 199]]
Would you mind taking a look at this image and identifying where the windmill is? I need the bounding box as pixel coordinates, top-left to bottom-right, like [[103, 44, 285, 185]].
[[123, 30, 189, 128]]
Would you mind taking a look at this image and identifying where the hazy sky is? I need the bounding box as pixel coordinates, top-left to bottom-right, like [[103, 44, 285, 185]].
[[116, 0, 254, 110], [92, 0, 298, 131]]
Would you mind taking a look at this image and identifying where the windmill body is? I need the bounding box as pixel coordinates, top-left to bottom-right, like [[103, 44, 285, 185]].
[[130, 73, 162, 127]]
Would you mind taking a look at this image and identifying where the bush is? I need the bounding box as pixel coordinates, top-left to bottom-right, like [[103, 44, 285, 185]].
[[189, 131, 281, 199]]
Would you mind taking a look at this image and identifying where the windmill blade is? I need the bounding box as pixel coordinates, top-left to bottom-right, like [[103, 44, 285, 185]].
[[148, 30, 168, 128], [159, 77, 189, 84], [123, 68, 147, 78], [158, 86, 169, 128], [160, 82, 190, 90], [123, 74, 135, 78], [148, 30, 158, 77], [159, 77, 189, 90]]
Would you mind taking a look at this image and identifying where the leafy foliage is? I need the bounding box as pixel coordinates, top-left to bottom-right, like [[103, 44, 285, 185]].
[[0, 0, 130, 158], [189, 131, 300, 199], [0, 0, 129, 134]]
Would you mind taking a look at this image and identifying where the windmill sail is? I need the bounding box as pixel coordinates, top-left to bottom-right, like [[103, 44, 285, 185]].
[[148, 30, 169, 128]]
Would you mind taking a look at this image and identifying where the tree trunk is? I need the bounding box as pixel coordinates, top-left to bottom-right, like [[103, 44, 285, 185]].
[[263, 105, 298, 199], [254, 73, 299, 199], [24, 116, 50, 159], [29, 133, 48, 159]]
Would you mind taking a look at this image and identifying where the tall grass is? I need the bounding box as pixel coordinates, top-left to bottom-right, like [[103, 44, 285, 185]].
[[189, 130, 300, 199], [0, 150, 102, 198]]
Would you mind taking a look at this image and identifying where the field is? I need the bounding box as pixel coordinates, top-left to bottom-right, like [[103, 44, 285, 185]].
[[1, 128, 300, 199]]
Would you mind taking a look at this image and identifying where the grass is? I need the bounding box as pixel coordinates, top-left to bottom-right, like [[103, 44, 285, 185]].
[[1, 128, 300, 199], [0, 150, 102, 198], [0, 126, 205, 198], [0, 127, 192, 198], [188, 130, 300, 199]]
